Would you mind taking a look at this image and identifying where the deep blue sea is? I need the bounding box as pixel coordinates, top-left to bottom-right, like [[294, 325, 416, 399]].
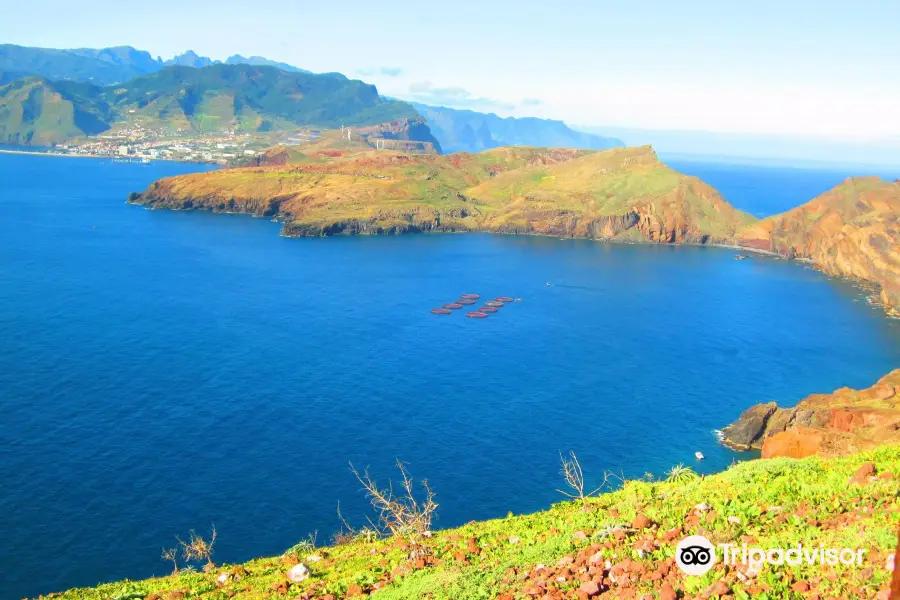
[[664, 154, 900, 217], [2, 153, 899, 598]]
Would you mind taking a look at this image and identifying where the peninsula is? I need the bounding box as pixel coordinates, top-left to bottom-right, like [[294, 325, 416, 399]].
[[129, 141, 755, 244], [128, 134, 900, 318]]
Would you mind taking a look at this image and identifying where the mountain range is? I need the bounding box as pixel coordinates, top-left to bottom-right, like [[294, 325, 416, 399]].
[[0, 44, 310, 85], [0, 44, 621, 153], [0, 65, 420, 145], [411, 103, 622, 153]]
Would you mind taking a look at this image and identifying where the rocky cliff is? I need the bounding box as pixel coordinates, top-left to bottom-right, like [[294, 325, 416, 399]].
[[722, 370, 900, 459], [129, 144, 756, 246], [738, 177, 900, 315]]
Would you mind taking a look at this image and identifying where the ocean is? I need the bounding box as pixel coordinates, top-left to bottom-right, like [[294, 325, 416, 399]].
[[1, 153, 899, 598]]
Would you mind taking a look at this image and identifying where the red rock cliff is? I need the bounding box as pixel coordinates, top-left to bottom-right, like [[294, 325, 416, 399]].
[[722, 370, 900, 459], [738, 177, 900, 315]]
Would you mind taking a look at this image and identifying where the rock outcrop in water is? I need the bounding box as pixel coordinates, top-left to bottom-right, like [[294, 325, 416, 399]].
[[722, 370, 900, 458], [129, 143, 756, 246]]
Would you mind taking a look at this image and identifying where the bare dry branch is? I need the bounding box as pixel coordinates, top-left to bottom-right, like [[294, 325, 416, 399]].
[[161, 546, 179, 575], [349, 460, 438, 541], [556, 451, 610, 508]]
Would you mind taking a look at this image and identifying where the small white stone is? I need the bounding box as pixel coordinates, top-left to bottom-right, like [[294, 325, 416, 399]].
[[422, 530, 432, 538], [287, 562, 311, 582], [728, 515, 742, 525], [508, 536, 520, 544], [216, 572, 231, 585], [556, 576, 567, 583], [887, 553, 896, 572], [694, 503, 711, 512], [307, 554, 323, 563]]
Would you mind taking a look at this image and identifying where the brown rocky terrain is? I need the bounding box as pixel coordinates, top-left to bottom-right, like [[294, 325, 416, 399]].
[[737, 177, 900, 316], [722, 370, 900, 459], [129, 144, 756, 245]]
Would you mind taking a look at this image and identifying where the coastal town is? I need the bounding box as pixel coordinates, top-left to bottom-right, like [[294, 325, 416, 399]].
[[11, 125, 281, 165]]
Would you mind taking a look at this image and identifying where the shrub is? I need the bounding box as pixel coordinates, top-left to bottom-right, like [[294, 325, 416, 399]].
[[665, 463, 700, 483], [177, 526, 217, 572]]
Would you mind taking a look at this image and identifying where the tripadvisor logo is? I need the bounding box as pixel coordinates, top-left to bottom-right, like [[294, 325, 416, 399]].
[[675, 535, 868, 576], [676, 535, 717, 575]]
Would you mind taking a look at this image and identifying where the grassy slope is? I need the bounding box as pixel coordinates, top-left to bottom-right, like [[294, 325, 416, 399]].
[[132, 144, 757, 243], [47, 447, 899, 600]]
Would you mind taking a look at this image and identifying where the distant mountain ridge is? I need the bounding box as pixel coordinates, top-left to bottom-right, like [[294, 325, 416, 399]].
[[0, 65, 419, 145], [0, 44, 625, 155], [411, 103, 623, 154], [0, 44, 308, 85]]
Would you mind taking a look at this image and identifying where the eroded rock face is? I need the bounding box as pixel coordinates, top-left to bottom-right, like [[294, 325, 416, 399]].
[[761, 427, 825, 459], [737, 177, 900, 316], [720, 402, 779, 449], [722, 370, 900, 458]]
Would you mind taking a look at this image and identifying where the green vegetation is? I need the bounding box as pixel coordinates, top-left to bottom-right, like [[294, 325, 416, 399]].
[[665, 464, 700, 483], [0, 65, 420, 145], [43, 446, 899, 599], [133, 143, 757, 244], [0, 76, 113, 145], [113, 65, 416, 130]]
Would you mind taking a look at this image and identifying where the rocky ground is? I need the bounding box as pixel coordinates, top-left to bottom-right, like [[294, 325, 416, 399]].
[[41, 447, 899, 600], [722, 370, 900, 459]]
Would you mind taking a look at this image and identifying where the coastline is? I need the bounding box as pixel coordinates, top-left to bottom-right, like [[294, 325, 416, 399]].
[[132, 192, 895, 316], [0, 148, 105, 159], [0, 148, 218, 165]]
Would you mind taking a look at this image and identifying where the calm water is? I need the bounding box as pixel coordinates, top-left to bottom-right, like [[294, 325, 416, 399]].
[[664, 155, 900, 217], [2, 154, 899, 598]]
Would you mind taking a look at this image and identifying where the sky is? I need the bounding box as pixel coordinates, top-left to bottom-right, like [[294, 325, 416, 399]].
[[3, 0, 899, 141]]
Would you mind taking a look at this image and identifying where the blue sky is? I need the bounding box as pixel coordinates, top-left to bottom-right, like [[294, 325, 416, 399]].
[[3, 0, 899, 139]]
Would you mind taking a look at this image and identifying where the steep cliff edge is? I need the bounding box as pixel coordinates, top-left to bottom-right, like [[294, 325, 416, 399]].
[[33, 448, 900, 600], [129, 144, 756, 245], [737, 177, 900, 315], [722, 370, 900, 458]]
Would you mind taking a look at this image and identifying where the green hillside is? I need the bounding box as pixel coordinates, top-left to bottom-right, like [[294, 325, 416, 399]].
[[0, 77, 112, 145], [39, 447, 900, 599], [110, 65, 417, 131], [0, 65, 420, 145]]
